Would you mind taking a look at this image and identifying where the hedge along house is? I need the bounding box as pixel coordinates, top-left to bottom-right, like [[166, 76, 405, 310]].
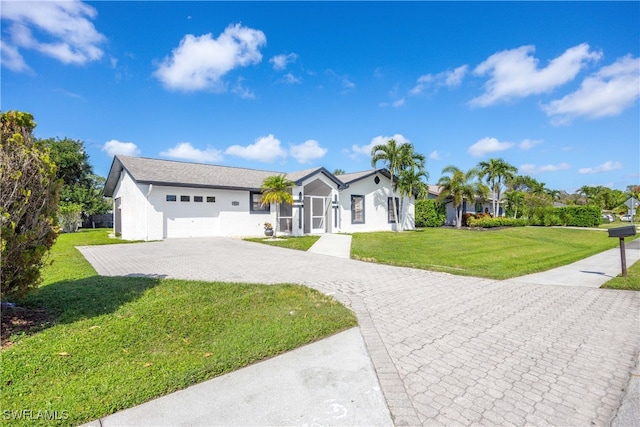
[[103, 156, 415, 241]]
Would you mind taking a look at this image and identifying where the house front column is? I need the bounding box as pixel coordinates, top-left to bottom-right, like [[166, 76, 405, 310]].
[[292, 186, 304, 236], [332, 193, 339, 232]]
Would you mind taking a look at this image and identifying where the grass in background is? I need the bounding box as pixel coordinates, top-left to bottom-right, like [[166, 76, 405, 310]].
[[1, 230, 356, 426], [352, 227, 639, 280], [244, 235, 320, 251]]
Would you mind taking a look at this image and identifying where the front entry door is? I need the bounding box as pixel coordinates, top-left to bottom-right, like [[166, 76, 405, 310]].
[[310, 196, 325, 233]]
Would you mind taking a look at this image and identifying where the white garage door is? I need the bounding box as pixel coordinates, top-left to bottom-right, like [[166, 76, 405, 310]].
[[164, 196, 219, 238]]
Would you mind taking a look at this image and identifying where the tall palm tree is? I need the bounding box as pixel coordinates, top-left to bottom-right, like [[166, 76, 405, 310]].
[[371, 139, 426, 230], [260, 174, 294, 238], [396, 166, 429, 225], [477, 158, 517, 217], [397, 166, 429, 200], [436, 165, 488, 228]]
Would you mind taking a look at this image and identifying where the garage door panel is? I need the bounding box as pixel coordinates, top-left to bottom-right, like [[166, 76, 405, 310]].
[[164, 201, 219, 238]]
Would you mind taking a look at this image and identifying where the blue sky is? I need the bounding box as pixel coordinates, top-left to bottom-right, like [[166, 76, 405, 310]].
[[2, 1, 639, 192]]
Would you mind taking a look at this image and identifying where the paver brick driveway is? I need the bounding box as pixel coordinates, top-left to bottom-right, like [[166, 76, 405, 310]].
[[80, 237, 640, 426]]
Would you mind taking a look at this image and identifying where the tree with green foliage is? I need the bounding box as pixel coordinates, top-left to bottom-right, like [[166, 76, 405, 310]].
[[260, 174, 295, 238], [397, 166, 429, 200], [627, 185, 640, 200], [371, 138, 426, 230], [40, 137, 111, 221], [333, 168, 346, 175], [436, 165, 488, 228], [504, 190, 526, 218], [477, 158, 517, 217], [396, 165, 429, 226], [1, 111, 61, 299]]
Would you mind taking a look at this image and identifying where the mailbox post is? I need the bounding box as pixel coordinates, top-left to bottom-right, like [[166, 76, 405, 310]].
[[608, 225, 637, 277]]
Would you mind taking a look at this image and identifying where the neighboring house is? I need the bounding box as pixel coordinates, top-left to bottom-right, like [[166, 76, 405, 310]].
[[429, 188, 503, 226], [103, 156, 414, 240]]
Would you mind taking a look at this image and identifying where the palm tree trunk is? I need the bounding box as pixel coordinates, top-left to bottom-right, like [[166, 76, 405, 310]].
[[391, 177, 400, 231], [274, 202, 279, 239]]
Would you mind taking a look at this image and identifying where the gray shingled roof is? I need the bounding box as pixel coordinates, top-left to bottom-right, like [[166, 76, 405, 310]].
[[103, 156, 347, 197], [337, 169, 391, 185]]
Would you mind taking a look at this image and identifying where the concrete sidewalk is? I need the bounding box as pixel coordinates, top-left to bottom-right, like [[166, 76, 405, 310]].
[[307, 234, 352, 258], [504, 237, 640, 288], [84, 328, 392, 427]]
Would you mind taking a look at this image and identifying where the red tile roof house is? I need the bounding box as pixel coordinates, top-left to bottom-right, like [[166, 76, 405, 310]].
[[103, 156, 415, 240]]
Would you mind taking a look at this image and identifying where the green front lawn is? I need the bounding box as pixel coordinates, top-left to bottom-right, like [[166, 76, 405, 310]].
[[351, 227, 639, 280], [1, 230, 356, 426], [244, 235, 320, 251]]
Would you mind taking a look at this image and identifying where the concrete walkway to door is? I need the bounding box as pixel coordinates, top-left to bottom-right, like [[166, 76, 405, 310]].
[[307, 234, 352, 258]]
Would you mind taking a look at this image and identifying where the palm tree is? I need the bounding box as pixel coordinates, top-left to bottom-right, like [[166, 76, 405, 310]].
[[477, 158, 517, 217], [545, 188, 561, 203], [371, 139, 426, 230], [436, 165, 488, 228], [397, 166, 429, 200], [396, 166, 429, 224], [260, 174, 295, 238]]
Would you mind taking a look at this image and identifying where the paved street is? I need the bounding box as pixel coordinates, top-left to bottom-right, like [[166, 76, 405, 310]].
[[79, 238, 640, 426]]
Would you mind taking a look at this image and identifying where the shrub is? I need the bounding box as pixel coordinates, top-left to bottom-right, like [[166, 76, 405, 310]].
[[530, 205, 601, 227], [1, 111, 61, 299], [467, 216, 527, 228], [415, 199, 446, 227]]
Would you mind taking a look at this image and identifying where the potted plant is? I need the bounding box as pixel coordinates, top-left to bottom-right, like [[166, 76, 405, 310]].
[[264, 222, 274, 237]]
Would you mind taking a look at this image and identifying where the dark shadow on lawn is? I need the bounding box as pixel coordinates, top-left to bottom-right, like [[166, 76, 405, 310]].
[[12, 276, 161, 335]]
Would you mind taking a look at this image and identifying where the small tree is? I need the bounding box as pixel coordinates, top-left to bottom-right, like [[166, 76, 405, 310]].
[[1, 111, 61, 299], [260, 175, 294, 238], [58, 202, 83, 233]]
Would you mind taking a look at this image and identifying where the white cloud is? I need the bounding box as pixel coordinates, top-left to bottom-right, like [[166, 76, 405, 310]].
[[542, 55, 640, 125], [429, 150, 441, 160], [153, 24, 266, 92], [270, 53, 298, 71], [410, 65, 468, 95], [159, 142, 223, 163], [342, 76, 355, 90], [282, 73, 301, 84], [1, 0, 105, 71], [231, 78, 255, 99], [225, 134, 287, 163], [470, 43, 602, 107], [443, 65, 469, 88], [348, 134, 411, 160], [519, 163, 571, 175], [467, 137, 514, 157], [392, 98, 405, 108], [290, 140, 327, 164], [578, 161, 623, 174], [519, 139, 543, 151], [0, 43, 30, 72], [102, 140, 140, 157]]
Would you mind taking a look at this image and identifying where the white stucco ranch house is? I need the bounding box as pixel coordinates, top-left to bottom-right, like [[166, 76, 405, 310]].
[[103, 156, 415, 240]]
